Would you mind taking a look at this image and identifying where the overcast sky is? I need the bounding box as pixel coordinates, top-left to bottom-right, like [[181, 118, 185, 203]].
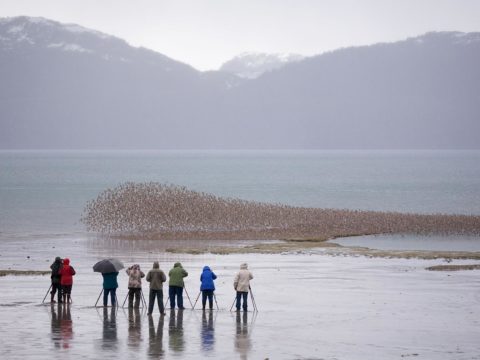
[[2, 0, 480, 70]]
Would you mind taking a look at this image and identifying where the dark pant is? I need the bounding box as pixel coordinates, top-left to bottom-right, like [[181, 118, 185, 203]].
[[62, 285, 72, 295], [236, 291, 248, 311], [104, 288, 116, 306], [128, 288, 141, 308], [51, 282, 62, 302], [148, 289, 164, 314], [169, 286, 184, 309], [202, 290, 214, 309]]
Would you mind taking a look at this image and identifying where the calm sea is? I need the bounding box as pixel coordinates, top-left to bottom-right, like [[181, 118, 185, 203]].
[[1, 150, 480, 239]]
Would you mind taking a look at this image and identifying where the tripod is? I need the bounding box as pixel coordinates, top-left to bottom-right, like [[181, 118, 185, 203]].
[[164, 286, 194, 309], [94, 288, 119, 307], [229, 286, 258, 312], [122, 288, 147, 308], [193, 291, 219, 310]]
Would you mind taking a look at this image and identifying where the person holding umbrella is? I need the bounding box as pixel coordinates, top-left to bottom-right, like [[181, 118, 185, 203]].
[[102, 272, 119, 307], [93, 258, 125, 307]]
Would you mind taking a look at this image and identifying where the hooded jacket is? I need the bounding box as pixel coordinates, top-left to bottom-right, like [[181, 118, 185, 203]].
[[50, 257, 63, 285], [126, 264, 145, 288], [102, 272, 119, 289], [146, 261, 167, 290], [233, 263, 253, 292], [168, 262, 188, 287], [200, 266, 217, 291], [59, 258, 76, 286]]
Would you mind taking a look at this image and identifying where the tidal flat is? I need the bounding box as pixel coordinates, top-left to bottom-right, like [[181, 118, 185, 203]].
[[1, 235, 479, 359]]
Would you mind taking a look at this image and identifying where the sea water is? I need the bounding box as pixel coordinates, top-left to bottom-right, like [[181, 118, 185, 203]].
[[1, 149, 480, 239], [1, 151, 480, 359]]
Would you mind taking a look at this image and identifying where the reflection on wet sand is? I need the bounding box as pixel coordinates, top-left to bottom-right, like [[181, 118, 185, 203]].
[[128, 308, 142, 348], [201, 310, 215, 352], [50, 304, 73, 349], [102, 307, 117, 351], [235, 312, 251, 360], [168, 309, 184, 352], [148, 315, 165, 358]]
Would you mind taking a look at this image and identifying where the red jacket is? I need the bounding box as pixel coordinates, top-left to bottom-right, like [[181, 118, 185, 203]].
[[59, 259, 76, 285]]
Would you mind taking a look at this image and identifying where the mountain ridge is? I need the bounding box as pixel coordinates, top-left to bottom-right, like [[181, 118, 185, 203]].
[[1, 16, 479, 149]]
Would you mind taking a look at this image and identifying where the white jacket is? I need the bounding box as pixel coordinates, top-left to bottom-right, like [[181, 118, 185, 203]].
[[234, 263, 253, 292]]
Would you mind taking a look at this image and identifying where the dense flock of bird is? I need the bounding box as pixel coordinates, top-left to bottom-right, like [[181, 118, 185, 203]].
[[82, 182, 480, 239]]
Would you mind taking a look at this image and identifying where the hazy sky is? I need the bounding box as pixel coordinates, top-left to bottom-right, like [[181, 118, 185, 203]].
[[2, 0, 480, 70]]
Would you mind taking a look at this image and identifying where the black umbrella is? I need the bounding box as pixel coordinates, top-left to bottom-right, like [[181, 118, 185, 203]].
[[93, 258, 124, 273]]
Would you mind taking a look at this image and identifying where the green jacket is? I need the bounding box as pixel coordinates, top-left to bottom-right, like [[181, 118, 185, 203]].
[[168, 262, 188, 287]]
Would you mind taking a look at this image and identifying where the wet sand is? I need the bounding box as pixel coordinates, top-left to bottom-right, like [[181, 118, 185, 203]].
[[1, 236, 479, 359]]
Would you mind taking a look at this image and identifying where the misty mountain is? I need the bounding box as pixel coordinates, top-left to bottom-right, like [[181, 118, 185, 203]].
[[1, 16, 479, 149], [220, 52, 304, 79]]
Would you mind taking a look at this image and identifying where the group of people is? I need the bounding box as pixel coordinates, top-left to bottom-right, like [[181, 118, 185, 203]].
[[50, 258, 254, 314], [49, 257, 76, 304]]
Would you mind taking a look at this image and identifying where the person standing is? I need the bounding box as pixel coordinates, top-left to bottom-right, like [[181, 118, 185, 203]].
[[58, 258, 76, 304], [102, 272, 119, 307], [168, 262, 188, 309], [50, 257, 63, 303], [233, 263, 253, 311], [146, 261, 167, 315], [126, 264, 145, 308], [200, 265, 217, 310]]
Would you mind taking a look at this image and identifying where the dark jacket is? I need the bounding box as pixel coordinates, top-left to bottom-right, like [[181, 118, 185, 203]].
[[50, 257, 63, 285], [146, 262, 167, 290], [102, 272, 119, 289], [200, 266, 217, 291], [168, 262, 188, 287]]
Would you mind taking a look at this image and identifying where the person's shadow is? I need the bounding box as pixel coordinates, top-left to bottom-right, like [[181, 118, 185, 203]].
[[128, 308, 142, 348], [201, 310, 215, 352], [168, 309, 184, 352], [234, 311, 251, 360], [50, 304, 74, 349], [50, 303, 62, 349], [148, 315, 165, 358], [102, 307, 117, 350]]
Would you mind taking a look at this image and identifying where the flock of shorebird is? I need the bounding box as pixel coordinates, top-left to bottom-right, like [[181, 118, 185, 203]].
[[82, 182, 480, 239]]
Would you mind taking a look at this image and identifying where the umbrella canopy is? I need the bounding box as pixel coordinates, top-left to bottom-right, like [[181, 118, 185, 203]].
[[93, 258, 124, 273]]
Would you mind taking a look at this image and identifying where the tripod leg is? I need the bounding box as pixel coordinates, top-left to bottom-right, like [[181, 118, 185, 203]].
[[249, 290, 258, 312], [213, 292, 219, 310], [184, 287, 194, 308], [193, 292, 201, 310], [122, 292, 129, 308], [42, 284, 53, 303], [95, 289, 104, 307], [229, 295, 236, 312]]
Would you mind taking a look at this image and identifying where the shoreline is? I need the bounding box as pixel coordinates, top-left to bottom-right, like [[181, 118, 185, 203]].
[[163, 236, 480, 261]]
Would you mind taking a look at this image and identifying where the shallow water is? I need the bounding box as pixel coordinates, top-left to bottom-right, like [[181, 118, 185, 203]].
[[2, 150, 480, 239], [333, 234, 480, 252], [1, 237, 480, 359]]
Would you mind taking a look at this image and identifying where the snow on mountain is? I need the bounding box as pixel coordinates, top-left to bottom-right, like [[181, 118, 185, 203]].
[[220, 52, 305, 79], [0, 16, 188, 71]]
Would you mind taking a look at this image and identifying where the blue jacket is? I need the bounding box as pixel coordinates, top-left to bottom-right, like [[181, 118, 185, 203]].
[[102, 272, 119, 289], [200, 266, 217, 291]]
